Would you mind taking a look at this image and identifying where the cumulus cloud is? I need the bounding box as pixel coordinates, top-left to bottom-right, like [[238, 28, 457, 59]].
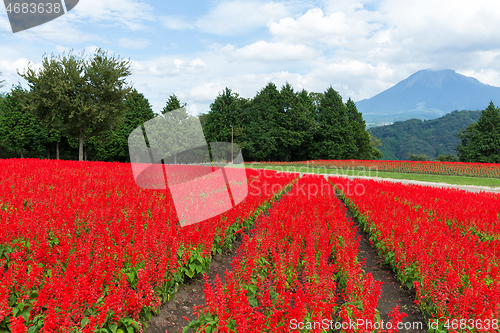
[[68, 0, 155, 31], [195, 1, 289, 35], [269, 8, 377, 47], [218, 41, 321, 62], [131, 57, 208, 77]]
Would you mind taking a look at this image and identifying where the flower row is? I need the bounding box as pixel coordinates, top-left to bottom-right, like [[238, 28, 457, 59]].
[[0, 159, 296, 332], [189, 174, 407, 332], [330, 176, 500, 330]]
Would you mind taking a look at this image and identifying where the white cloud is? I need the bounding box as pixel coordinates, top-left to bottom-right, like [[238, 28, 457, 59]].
[[218, 41, 321, 62], [68, 0, 155, 31], [183, 82, 226, 102], [131, 57, 208, 77], [118, 37, 151, 49], [0, 58, 41, 76], [269, 8, 377, 46], [161, 16, 193, 31], [0, 14, 11, 32], [55, 45, 71, 54], [195, 1, 289, 35]]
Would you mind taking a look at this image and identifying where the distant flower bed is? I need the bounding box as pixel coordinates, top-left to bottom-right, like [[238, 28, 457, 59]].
[[253, 159, 500, 178]]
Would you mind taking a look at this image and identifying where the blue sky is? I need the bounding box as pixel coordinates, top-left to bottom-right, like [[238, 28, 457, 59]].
[[2, 0, 500, 115]]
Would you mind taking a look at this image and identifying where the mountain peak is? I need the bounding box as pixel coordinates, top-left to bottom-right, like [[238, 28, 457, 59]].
[[402, 69, 483, 90], [356, 69, 500, 126]]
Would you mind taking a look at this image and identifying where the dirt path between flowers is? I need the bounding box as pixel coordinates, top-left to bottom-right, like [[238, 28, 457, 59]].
[[145, 177, 429, 333], [145, 210, 262, 333], [342, 201, 426, 332]]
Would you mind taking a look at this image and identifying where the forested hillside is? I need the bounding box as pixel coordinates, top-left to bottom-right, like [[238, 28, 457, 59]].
[[370, 110, 482, 160]]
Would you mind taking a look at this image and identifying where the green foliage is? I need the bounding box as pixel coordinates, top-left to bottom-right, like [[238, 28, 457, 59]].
[[370, 110, 482, 160], [202, 83, 378, 162], [241, 82, 281, 161], [346, 98, 372, 159], [435, 154, 459, 162], [144, 98, 204, 164], [90, 89, 156, 162], [275, 83, 315, 161], [314, 87, 357, 160], [19, 48, 132, 161], [456, 101, 500, 163], [408, 153, 428, 161], [204, 87, 244, 143], [203, 87, 249, 161], [0, 86, 49, 157], [162, 94, 186, 114]]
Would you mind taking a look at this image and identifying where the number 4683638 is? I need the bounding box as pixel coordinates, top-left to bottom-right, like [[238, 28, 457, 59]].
[[5, 2, 62, 14]]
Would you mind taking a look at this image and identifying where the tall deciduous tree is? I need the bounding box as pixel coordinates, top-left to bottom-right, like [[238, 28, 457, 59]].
[[456, 101, 500, 163], [19, 49, 132, 161]]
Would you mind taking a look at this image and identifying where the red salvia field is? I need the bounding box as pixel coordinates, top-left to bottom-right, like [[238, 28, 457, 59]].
[[1, 158, 499, 332], [330, 176, 500, 332], [0, 159, 296, 332]]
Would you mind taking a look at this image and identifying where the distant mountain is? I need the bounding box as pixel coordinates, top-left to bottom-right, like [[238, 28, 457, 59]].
[[369, 110, 482, 160], [356, 69, 500, 126]]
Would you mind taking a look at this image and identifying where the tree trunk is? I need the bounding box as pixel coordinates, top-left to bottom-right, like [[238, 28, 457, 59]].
[[174, 153, 177, 164], [79, 126, 84, 161], [85, 146, 87, 161], [20, 148, 24, 158], [56, 142, 59, 160]]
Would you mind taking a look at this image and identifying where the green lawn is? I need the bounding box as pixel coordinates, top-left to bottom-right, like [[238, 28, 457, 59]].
[[237, 163, 500, 188]]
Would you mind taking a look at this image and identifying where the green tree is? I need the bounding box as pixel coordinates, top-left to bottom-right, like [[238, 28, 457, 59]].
[[346, 98, 372, 159], [204, 87, 243, 143], [162, 94, 187, 114], [456, 102, 500, 163], [0, 72, 5, 89], [241, 82, 280, 161], [0, 86, 48, 158], [315, 87, 357, 159], [408, 153, 428, 161], [91, 89, 156, 162], [291, 88, 316, 161], [275, 83, 313, 161], [368, 132, 383, 159], [19, 49, 132, 161], [435, 154, 459, 162]]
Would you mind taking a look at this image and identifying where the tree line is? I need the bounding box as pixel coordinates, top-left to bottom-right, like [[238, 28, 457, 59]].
[[0, 49, 383, 163], [202, 84, 382, 162]]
